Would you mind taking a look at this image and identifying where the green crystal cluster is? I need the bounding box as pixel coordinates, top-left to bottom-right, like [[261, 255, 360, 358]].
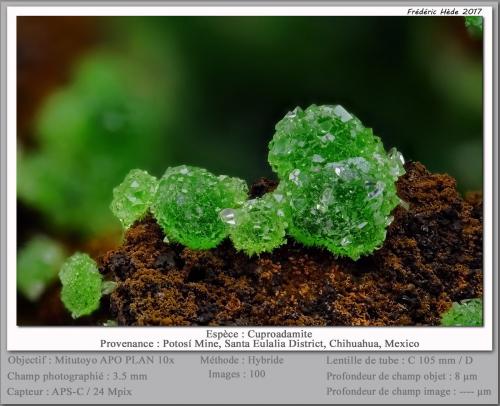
[[17, 236, 65, 301], [18, 40, 176, 235], [60, 104, 407, 315], [269, 105, 380, 177], [268, 105, 405, 259], [59, 253, 104, 318], [152, 165, 248, 249], [221, 192, 288, 255], [465, 16, 483, 37], [108, 105, 404, 259], [111, 169, 158, 228], [441, 298, 483, 327]]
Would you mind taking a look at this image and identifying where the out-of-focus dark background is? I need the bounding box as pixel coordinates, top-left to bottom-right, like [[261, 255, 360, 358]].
[[16, 16, 482, 324]]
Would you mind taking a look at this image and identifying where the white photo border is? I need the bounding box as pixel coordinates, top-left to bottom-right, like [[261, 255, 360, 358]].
[[7, 4, 494, 351]]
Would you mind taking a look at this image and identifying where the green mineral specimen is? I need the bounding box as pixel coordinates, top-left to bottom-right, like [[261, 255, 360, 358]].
[[441, 298, 483, 327], [152, 165, 248, 249], [280, 160, 399, 259], [465, 16, 483, 37], [104, 104, 403, 258], [269, 105, 405, 259], [111, 169, 159, 229], [17, 236, 65, 301], [221, 192, 288, 255], [59, 253, 103, 318], [269, 105, 388, 178]]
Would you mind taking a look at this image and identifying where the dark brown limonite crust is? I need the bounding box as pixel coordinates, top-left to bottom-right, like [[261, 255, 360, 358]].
[[99, 162, 482, 326]]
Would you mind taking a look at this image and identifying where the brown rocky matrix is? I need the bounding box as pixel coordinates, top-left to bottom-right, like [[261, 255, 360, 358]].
[[99, 162, 482, 326]]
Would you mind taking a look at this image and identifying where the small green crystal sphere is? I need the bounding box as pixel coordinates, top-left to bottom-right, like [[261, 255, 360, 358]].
[[152, 165, 248, 249], [269, 105, 386, 179], [17, 236, 65, 302], [281, 158, 401, 259], [269, 105, 405, 259], [441, 298, 483, 327], [59, 253, 103, 318], [465, 16, 483, 37], [221, 192, 288, 256], [110, 169, 159, 229]]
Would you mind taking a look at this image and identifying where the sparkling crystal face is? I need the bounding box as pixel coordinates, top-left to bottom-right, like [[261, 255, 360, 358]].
[[268, 104, 387, 179], [222, 192, 288, 256], [282, 161, 400, 259], [110, 169, 158, 229], [59, 253, 102, 318], [152, 165, 248, 249], [269, 104, 405, 259]]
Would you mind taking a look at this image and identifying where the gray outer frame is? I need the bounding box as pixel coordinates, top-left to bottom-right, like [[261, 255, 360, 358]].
[[0, 1, 498, 404]]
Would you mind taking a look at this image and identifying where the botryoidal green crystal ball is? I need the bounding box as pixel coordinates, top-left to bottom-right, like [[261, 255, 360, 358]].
[[59, 253, 103, 318], [110, 169, 159, 229], [17, 236, 65, 302], [279, 158, 401, 259], [221, 192, 288, 256], [269, 105, 387, 178], [269, 105, 405, 259], [152, 165, 248, 249]]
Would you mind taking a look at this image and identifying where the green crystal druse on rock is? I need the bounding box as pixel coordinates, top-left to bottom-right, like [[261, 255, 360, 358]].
[[59, 253, 103, 318], [269, 105, 405, 259], [111, 169, 159, 229], [152, 165, 248, 249], [106, 105, 404, 258], [441, 298, 483, 327], [17, 236, 65, 302], [221, 192, 288, 256]]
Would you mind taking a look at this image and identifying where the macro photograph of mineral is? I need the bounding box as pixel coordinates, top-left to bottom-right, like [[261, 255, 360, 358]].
[[16, 16, 483, 326]]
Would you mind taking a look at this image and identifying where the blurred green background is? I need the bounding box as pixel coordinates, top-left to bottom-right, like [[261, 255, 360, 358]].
[[16, 16, 482, 323]]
